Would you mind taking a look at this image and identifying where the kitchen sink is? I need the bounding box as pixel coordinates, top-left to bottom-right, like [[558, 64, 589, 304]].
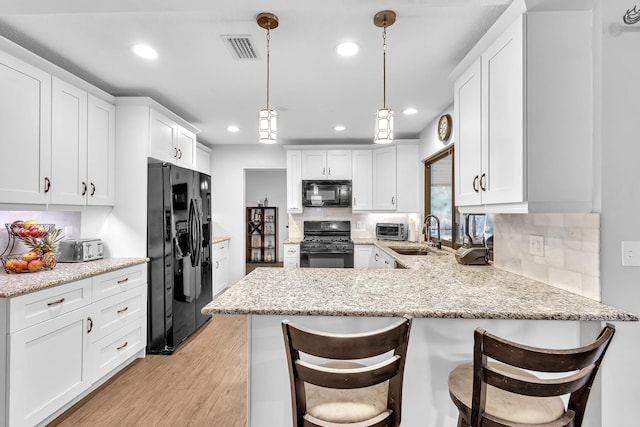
[[388, 247, 436, 256]]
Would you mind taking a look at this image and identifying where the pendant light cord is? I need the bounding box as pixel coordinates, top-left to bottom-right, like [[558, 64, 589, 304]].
[[266, 27, 271, 110], [382, 23, 387, 109]]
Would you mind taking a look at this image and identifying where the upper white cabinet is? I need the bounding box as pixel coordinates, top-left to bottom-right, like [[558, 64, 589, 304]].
[[50, 78, 115, 206], [301, 150, 352, 180], [195, 142, 212, 175], [0, 51, 52, 204], [149, 109, 196, 169], [87, 94, 116, 205], [372, 146, 397, 210], [286, 150, 303, 213], [396, 144, 420, 212], [351, 150, 373, 211], [51, 77, 88, 205], [454, 11, 593, 213]]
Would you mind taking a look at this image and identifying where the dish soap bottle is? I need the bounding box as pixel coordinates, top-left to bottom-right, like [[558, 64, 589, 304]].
[[264, 197, 269, 207]]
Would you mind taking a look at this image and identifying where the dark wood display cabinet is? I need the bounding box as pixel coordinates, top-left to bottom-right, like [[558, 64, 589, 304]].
[[246, 206, 280, 273]]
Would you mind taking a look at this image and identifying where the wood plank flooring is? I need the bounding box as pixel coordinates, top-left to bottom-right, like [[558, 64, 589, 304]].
[[48, 315, 247, 427]]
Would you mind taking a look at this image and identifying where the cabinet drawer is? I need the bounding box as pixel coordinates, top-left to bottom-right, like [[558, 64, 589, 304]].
[[9, 279, 92, 333], [90, 320, 145, 382], [90, 286, 147, 343], [213, 241, 228, 259], [92, 264, 146, 302]]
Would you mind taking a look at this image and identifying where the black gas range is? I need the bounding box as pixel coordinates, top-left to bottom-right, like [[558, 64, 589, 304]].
[[299, 221, 354, 268]]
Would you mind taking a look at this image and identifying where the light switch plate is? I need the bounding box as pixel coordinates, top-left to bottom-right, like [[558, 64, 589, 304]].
[[529, 235, 545, 257], [621, 241, 640, 266]]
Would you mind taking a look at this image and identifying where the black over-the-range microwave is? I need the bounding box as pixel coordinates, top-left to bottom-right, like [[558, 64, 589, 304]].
[[302, 180, 352, 207]]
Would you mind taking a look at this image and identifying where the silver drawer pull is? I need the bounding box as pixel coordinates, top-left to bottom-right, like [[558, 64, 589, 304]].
[[117, 306, 129, 314], [116, 341, 128, 350], [47, 298, 65, 306], [117, 277, 129, 284]]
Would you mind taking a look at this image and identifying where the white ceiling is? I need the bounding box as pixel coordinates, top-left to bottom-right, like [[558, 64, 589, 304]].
[[0, 0, 511, 146]]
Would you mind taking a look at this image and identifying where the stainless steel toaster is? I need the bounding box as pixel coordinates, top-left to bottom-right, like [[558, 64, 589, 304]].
[[58, 238, 104, 262]]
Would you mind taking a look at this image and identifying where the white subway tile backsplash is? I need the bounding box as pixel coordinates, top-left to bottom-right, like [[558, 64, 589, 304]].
[[494, 213, 600, 300]]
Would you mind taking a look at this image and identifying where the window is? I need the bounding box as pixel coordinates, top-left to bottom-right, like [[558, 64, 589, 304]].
[[424, 147, 459, 248]]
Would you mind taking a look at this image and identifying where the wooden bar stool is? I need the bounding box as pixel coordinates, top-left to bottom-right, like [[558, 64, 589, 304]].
[[448, 323, 615, 427], [281, 316, 412, 427]]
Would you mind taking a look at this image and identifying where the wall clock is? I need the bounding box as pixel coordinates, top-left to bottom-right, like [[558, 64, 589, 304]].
[[438, 114, 452, 143]]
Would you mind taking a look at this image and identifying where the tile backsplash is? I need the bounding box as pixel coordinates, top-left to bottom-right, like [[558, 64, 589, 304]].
[[287, 209, 422, 241], [494, 213, 600, 301]]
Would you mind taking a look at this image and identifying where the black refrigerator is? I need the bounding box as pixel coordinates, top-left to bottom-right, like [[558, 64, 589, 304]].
[[147, 162, 212, 354]]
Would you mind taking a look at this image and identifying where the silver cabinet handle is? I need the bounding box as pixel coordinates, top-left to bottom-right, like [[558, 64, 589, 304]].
[[117, 306, 129, 314], [82, 182, 87, 196], [116, 341, 128, 351], [174, 147, 178, 158], [391, 196, 395, 205], [375, 253, 379, 261], [353, 197, 356, 206], [87, 317, 93, 333], [480, 173, 487, 191], [328, 167, 331, 176], [178, 149, 183, 159], [215, 261, 219, 269], [90, 182, 96, 196], [322, 167, 326, 176], [473, 175, 479, 193], [44, 177, 51, 193], [117, 277, 129, 284]]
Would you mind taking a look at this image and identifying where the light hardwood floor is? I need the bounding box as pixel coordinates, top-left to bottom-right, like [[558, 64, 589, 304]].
[[49, 315, 248, 427]]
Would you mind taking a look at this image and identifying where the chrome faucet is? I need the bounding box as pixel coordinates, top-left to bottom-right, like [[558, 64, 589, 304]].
[[423, 215, 442, 249]]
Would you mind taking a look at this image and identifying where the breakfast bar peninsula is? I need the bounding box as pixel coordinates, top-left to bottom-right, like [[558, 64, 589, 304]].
[[202, 245, 637, 426]]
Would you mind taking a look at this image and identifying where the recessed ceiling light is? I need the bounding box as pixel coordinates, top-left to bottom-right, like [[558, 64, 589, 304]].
[[131, 44, 158, 60], [336, 41, 359, 57], [334, 125, 346, 132], [227, 125, 240, 133], [403, 108, 418, 115]]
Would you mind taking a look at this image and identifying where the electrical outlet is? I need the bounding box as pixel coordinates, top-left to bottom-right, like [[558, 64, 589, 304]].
[[356, 221, 363, 230], [621, 241, 640, 266], [529, 235, 545, 257]]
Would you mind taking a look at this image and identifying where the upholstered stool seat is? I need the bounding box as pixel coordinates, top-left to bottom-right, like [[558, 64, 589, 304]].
[[305, 362, 389, 423], [447, 324, 615, 427], [448, 362, 565, 424], [282, 317, 412, 427]]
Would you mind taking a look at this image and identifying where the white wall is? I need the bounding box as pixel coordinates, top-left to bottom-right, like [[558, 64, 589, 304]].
[[245, 169, 287, 262], [595, 1, 640, 424], [211, 145, 286, 282]]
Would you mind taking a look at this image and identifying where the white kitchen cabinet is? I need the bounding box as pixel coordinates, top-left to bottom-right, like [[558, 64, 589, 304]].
[[354, 245, 373, 268], [0, 50, 52, 204], [372, 146, 397, 210], [149, 109, 196, 169], [8, 305, 92, 427], [51, 77, 88, 205], [454, 12, 593, 213], [351, 150, 373, 211], [50, 78, 115, 206], [454, 58, 483, 206], [283, 243, 300, 269], [196, 142, 212, 175], [213, 240, 230, 295], [1, 263, 147, 427], [86, 94, 116, 205], [286, 150, 303, 213], [301, 150, 352, 180], [396, 143, 420, 213], [372, 247, 394, 269]]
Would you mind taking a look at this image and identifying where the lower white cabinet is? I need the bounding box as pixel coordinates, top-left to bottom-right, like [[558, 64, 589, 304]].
[[213, 240, 230, 294], [2, 263, 147, 427], [372, 247, 394, 269], [283, 244, 300, 269], [354, 245, 374, 268]]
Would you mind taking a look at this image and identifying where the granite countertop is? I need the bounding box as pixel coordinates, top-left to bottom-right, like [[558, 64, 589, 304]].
[[212, 236, 230, 244], [203, 242, 637, 321], [0, 258, 148, 298]]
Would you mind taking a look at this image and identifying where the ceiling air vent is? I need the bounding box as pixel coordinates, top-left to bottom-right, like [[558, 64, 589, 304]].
[[222, 35, 259, 60]]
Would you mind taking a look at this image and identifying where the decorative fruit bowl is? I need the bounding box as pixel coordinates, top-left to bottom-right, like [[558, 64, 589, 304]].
[[1, 252, 59, 273], [5, 221, 56, 238]]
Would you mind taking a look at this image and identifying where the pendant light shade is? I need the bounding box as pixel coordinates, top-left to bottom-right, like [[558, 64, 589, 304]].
[[373, 10, 396, 144], [257, 12, 279, 144]]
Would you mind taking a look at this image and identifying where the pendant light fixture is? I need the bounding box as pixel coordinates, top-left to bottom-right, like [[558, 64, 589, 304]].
[[257, 12, 279, 144], [373, 10, 396, 144]]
